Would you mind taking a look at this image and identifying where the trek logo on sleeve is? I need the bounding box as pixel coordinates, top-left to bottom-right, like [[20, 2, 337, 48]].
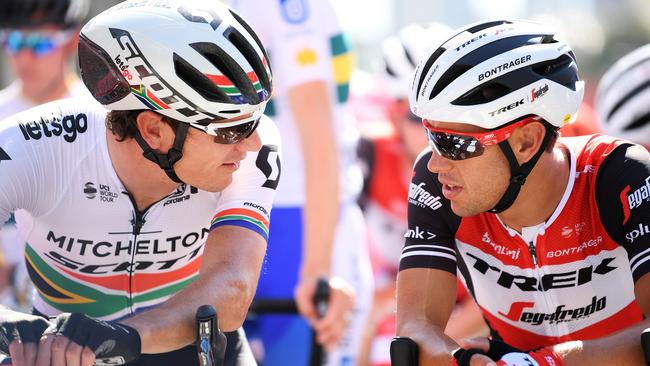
[[499, 296, 606, 325], [0, 147, 10, 164], [620, 176, 650, 224]]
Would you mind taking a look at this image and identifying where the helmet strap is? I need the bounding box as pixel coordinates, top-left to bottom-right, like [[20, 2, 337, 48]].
[[487, 125, 554, 213], [133, 122, 189, 184]]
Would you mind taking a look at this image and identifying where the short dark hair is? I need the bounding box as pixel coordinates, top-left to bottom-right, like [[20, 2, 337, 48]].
[[106, 110, 181, 141]]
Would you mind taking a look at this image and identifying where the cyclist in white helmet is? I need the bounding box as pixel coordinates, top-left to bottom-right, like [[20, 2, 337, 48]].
[[357, 22, 486, 366], [595, 44, 650, 150], [0, 1, 279, 365], [0, 0, 93, 313], [395, 19, 650, 365]]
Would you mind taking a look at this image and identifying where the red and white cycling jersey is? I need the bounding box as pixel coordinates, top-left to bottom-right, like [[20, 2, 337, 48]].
[[401, 134, 650, 350], [0, 99, 281, 321]]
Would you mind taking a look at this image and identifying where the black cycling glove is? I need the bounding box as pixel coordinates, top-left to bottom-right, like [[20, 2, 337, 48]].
[[43, 313, 141, 365], [0, 309, 51, 353], [453, 338, 523, 366]]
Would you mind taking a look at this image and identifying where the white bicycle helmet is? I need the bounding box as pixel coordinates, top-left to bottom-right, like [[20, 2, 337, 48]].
[[409, 19, 584, 213], [381, 23, 452, 99], [410, 19, 584, 129], [595, 44, 650, 146], [78, 0, 273, 183], [79, 0, 272, 129]]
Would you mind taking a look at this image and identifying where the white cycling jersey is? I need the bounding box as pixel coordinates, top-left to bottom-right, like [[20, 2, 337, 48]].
[[0, 99, 281, 321], [0, 78, 93, 121], [231, 0, 362, 206]]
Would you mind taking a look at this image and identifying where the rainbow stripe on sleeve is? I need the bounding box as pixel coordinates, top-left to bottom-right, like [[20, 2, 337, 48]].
[[210, 208, 270, 241]]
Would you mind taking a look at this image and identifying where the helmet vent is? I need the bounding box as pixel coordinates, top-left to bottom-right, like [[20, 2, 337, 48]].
[[627, 111, 650, 131], [415, 46, 445, 99], [190, 42, 260, 104], [465, 20, 511, 34], [430, 34, 545, 100], [453, 82, 510, 105], [224, 26, 271, 95], [229, 9, 272, 92], [606, 78, 650, 121], [173, 53, 231, 104], [385, 63, 397, 77], [531, 54, 579, 90]]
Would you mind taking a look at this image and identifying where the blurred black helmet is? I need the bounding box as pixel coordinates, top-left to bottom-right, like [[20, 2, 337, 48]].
[[0, 0, 90, 29]]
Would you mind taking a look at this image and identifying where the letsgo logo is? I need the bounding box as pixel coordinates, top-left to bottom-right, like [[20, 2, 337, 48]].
[[620, 176, 650, 224], [408, 182, 442, 211], [499, 296, 606, 325], [18, 113, 88, 143]]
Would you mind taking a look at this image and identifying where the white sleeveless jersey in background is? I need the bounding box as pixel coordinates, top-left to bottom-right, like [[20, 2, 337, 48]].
[[0, 99, 281, 320], [232, 0, 362, 206]]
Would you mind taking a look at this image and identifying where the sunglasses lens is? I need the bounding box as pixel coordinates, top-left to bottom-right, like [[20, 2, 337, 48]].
[[212, 119, 260, 144], [3, 31, 60, 56], [426, 129, 484, 160]]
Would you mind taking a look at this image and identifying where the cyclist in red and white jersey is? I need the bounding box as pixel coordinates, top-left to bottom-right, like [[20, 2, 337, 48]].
[[396, 19, 650, 366], [356, 23, 487, 366], [0, 1, 279, 365], [595, 44, 650, 151]]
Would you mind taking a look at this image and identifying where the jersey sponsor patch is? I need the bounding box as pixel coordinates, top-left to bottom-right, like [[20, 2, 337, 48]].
[[18, 113, 88, 143], [0, 147, 10, 163], [280, 0, 309, 24], [499, 296, 607, 326], [620, 176, 650, 224], [408, 182, 442, 211]]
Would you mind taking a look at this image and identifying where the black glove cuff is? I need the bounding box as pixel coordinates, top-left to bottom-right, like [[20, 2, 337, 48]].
[[486, 338, 523, 360], [453, 348, 486, 366]]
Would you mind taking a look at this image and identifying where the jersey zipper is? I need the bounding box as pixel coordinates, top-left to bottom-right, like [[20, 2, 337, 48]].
[[528, 241, 538, 266], [128, 210, 146, 312]]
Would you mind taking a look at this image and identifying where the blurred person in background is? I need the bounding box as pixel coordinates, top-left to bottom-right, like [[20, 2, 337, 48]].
[[0, 0, 91, 120], [0, 0, 91, 313], [231, 0, 374, 365], [595, 43, 650, 150], [354, 23, 486, 366]]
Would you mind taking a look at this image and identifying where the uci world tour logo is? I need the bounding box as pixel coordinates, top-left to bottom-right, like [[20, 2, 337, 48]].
[[0, 147, 10, 164]]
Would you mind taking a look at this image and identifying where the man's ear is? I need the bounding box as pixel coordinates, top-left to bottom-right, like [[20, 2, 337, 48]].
[[513, 121, 547, 164], [135, 111, 173, 151]]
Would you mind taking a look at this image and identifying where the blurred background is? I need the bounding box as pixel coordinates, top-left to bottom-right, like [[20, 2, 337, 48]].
[[2, 0, 650, 104]]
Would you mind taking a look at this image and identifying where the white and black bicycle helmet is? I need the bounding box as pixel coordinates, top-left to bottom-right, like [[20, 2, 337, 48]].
[[595, 44, 650, 146], [0, 0, 89, 29], [78, 0, 273, 183], [381, 22, 452, 99], [410, 19, 584, 212]]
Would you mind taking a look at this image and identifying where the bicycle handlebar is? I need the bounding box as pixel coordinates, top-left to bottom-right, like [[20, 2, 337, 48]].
[[196, 304, 225, 366], [642, 328, 650, 366]]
